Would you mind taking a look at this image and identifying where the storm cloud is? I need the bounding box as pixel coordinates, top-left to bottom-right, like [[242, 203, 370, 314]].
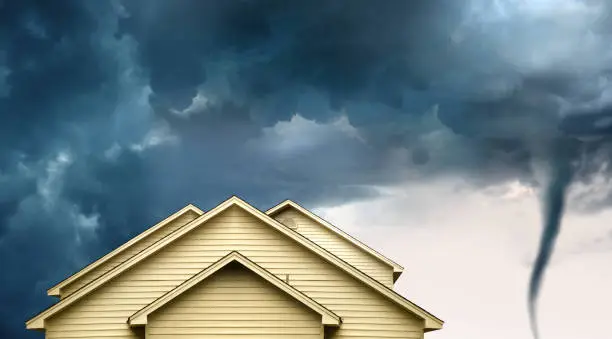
[[1, 1, 612, 337]]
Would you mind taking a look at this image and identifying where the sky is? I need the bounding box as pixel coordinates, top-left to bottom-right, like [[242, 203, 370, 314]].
[[317, 179, 612, 339], [1, 0, 612, 338]]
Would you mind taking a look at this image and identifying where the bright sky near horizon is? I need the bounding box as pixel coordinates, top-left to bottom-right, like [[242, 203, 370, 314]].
[[317, 180, 612, 339]]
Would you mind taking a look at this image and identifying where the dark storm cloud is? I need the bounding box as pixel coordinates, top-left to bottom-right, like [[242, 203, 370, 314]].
[[115, 4, 612, 338], [117, 0, 456, 118], [0, 1, 162, 337], [116, 2, 612, 339], [117, 0, 612, 180], [2, 1, 612, 338]]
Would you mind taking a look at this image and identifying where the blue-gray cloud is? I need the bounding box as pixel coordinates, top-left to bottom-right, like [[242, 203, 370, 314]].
[[2, 1, 612, 338]]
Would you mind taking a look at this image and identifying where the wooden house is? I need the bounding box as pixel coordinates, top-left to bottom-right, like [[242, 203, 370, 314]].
[[27, 196, 443, 338]]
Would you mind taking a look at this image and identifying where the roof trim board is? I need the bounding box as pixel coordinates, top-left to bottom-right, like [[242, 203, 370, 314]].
[[27, 196, 443, 331], [266, 200, 405, 280], [128, 251, 341, 326], [45, 204, 204, 297]]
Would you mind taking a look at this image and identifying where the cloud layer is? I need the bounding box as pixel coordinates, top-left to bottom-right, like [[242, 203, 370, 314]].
[[1, 1, 612, 337]]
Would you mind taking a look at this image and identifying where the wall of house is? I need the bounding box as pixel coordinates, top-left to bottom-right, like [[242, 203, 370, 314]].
[[146, 263, 322, 339], [273, 208, 394, 287], [60, 210, 200, 298], [45, 206, 424, 339]]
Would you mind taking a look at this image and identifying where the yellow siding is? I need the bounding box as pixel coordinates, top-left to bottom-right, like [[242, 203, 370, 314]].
[[46, 206, 424, 339], [147, 263, 322, 339], [60, 210, 200, 298], [274, 208, 394, 287]]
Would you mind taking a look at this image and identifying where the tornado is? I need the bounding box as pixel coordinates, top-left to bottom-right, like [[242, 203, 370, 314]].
[[528, 152, 573, 339]]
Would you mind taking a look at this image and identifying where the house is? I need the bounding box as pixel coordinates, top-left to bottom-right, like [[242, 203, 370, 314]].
[[27, 196, 443, 338]]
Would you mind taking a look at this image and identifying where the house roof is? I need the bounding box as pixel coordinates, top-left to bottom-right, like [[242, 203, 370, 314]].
[[27, 196, 443, 331], [128, 251, 341, 326], [46, 204, 204, 297], [266, 199, 405, 281]]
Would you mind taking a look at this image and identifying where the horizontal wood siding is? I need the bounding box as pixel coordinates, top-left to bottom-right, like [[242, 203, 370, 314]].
[[60, 210, 200, 298], [46, 206, 424, 339], [147, 263, 322, 339], [274, 208, 394, 287]]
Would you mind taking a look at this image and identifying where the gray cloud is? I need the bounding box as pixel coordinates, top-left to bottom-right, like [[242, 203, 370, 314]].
[[2, 1, 612, 337]]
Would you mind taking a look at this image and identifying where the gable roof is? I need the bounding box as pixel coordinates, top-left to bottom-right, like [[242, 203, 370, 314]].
[[46, 204, 204, 297], [128, 251, 341, 326], [27, 196, 443, 331], [266, 200, 405, 281]]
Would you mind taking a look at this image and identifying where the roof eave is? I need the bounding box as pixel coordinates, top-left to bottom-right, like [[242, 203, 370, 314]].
[[47, 287, 60, 297], [25, 318, 44, 330], [425, 321, 444, 332]]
